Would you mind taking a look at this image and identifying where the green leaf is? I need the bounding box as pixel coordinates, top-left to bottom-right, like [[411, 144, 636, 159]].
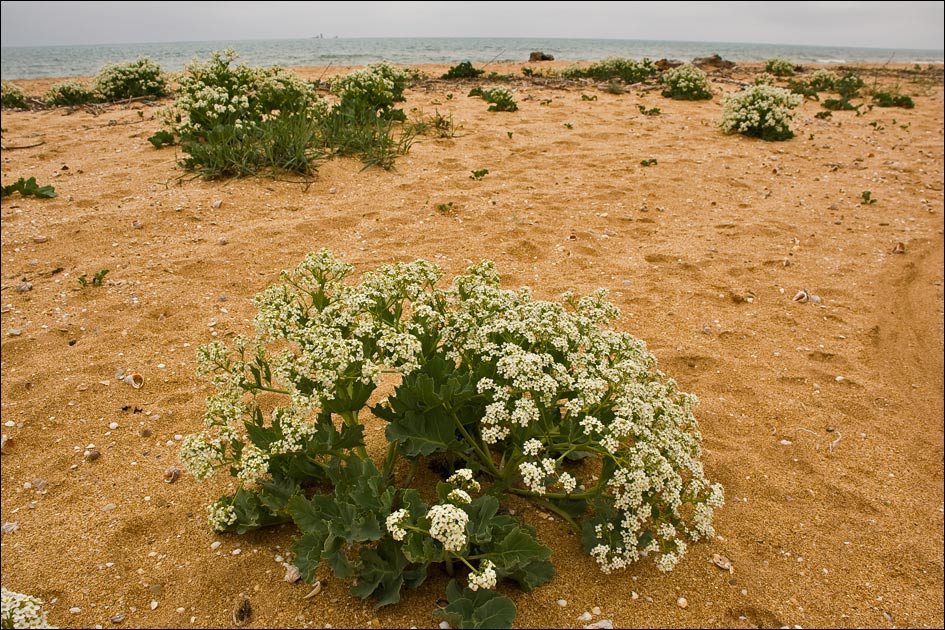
[[229, 486, 292, 534], [349, 538, 408, 608], [292, 531, 327, 582], [434, 581, 516, 629], [504, 558, 555, 591], [464, 495, 500, 545]]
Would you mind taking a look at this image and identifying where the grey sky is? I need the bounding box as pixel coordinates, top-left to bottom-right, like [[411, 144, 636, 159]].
[[1, 1, 942, 49]]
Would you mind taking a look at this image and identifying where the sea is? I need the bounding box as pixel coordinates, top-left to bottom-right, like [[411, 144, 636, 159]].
[[1, 37, 943, 81]]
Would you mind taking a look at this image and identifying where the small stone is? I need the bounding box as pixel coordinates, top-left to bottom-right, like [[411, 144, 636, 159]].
[[85, 449, 101, 462], [33, 236, 49, 243], [102, 503, 117, 512], [328, 187, 338, 194], [677, 597, 688, 609], [109, 422, 119, 430], [210, 541, 222, 551], [69, 607, 81, 614], [779, 439, 793, 445], [110, 613, 125, 623], [438, 622, 450, 630], [131, 220, 144, 229], [232, 548, 242, 555], [585, 621, 613, 630], [164, 466, 182, 483], [140, 428, 152, 438], [557, 599, 567, 607], [578, 612, 593, 621], [16, 281, 32, 293], [218, 237, 228, 245], [210, 199, 223, 209], [712, 554, 733, 572], [631, 591, 639, 600], [1, 522, 19, 534], [176, 607, 185, 614], [283, 563, 301, 583], [150, 600, 158, 610], [592, 606, 602, 615], [7, 329, 21, 337], [3, 421, 14, 428]]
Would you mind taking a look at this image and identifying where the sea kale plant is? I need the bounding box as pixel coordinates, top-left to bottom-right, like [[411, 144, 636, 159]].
[[43, 80, 99, 106], [1, 588, 55, 629], [562, 57, 657, 84], [764, 57, 796, 77], [468, 86, 518, 112], [659, 64, 713, 100], [94, 57, 168, 100], [180, 251, 723, 628], [720, 84, 803, 141], [0, 83, 28, 109]]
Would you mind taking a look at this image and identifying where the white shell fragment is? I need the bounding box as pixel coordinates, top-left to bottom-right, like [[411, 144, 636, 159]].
[[303, 581, 322, 599], [123, 373, 144, 388], [283, 563, 301, 583], [792, 289, 809, 303], [712, 554, 734, 572]]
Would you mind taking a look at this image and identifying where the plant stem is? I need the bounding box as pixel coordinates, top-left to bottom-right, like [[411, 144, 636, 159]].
[[449, 410, 500, 477], [444, 555, 455, 577], [339, 410, 369, 460], [253, 385, 292, 395], [508, 486, 597, 501], [382, 440, 399, 481], [531, 497, 582, 534]]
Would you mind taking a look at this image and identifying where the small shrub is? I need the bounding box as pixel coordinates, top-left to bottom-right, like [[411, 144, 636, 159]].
[[603, 81, 626, 95], [872, 91, 915, 108], [179, 251, 723, 629], [470, 169, 489, 180], [469, 87, 517, 112], [442, 61, 485, 80], [44, 80, 99, 106], [835, 72, 864, 100], [808, 69, 839, 92], [640, 158, 658, 166], [753, 72, 776, 86], [861, 191, 877, 205], [1, 83, 28, 109], [563, 57, 657, 83], [786, 79, 820, 100], [1, 176, 56, 199], [720, 85, 802, 141], [765, 58, 796, 77], [95, 57, 167, 101], [637, 104, 660, 116], [660, 64, 712, 100], [78, 269, 109, 288], [814, 110, 832, 120], [822, 98, 858, 111]]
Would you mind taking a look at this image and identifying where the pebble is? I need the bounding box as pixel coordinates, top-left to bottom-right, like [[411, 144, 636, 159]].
[[631, 591, 639, 600], [677, 597, 689, 609], [1, 522, 19, 534], [85, 449, 101, 462], [4, 421, 14, 428], [439, 622, 450, 629], [109, 422, 119, 430], [210, 541, 222, 551], [164, 466, 182, 483], [585, 621, 613, 630], [232, 548, 242, 555], [592, 606, 601, 615], [150, 600, 158, 610], [69, 607, 81, 614], [556, 599, 567, 607], [7, 329, 21, 336], [283, 563, 301, 583], [176, 607, 185, 614], [102, 503, 117, 512], [33, 236, 49, 243], [110, 613, 125, 623], [16, 281, 32, 293], [210, 199, 223, 209], [578, 612, 593, 621]]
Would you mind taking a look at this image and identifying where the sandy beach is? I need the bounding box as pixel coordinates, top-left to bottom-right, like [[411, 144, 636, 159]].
[[1, 60, 943, 628]]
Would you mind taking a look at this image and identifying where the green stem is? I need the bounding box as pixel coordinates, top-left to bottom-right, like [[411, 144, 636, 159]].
[[382, 440, 400, 481], [531, 497, 582, 534], [449, 410, 500, 477], [402, 459, 419, 488], [508, 486, 598, 501], [445, 555, 455, 577], [252, 385, 292, 395]]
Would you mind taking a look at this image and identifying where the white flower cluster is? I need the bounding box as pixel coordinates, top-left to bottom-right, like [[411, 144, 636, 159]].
[[719, 84, 802, 141], [808, 68, 839, 91], [753, 72, 776, 86], [427, 503, 469, 551], [1, 588, 55, 629], [386, 508, 409, 541], [179, 432, 219, 480], [467, 559, 497, 591], [660, 64, 712, 100], [207, 499, 238, 532], [236, 444, 270, 484], [765, 57, 795, 76], [331, 61, 408, 111], [447, 489, 472, 505], [446, 468, 481, 493], [44, 80, 97, 106], [94, 57, 167, 101], [1, 83, 27, 109]]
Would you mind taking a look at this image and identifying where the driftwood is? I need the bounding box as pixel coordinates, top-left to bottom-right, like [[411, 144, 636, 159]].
[[0, 140, 45, 150]]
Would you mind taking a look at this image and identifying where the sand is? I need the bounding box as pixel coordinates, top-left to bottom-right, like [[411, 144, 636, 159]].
[[1, 61, 943, 629]]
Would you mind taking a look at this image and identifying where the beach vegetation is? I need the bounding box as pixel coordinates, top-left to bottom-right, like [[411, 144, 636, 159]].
[[753, 72, 776, 85], [470, 169, 489, 180], [822, 98, 859, 111], [581, 93, 598, 101], [660, 64, 713, 100], [442, 61, 485, 80], [640, 158, 658, 166], [43, 80, 100, 107], [603, 81, 626, 95], [1, 83, 28, 109], [861, 191, 877, 205], [835, 72, 865, 100], [871, 90, 915, 108], [720, 84, 802, 141], [637, 104, 661, 116], [94, 57, 168, 101], [786, 79, 820, 100], [765, 58, 796, 77], [1, 176, 57, 199], [563, 57, 657, 84], [179, 251, 723, 629], [78, 269, 109, 288], [807, 69, 839, 92], [814, 110, 832, 120], [468, 87, 518, 112]]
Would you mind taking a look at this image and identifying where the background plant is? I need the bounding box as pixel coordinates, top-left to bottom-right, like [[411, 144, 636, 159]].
[[765, 58, 796, 77], [468, 86, 518, 112], [1, 83, 28, 109], [720, 84, 803, 141], [94, 57, 167, 101], [442, 61, 485, 79], [1, 177, 56, 199], [660, 64, 713, 100], [43, 80, 99, 107], [807, 69, 839, 92], [180, 251, 723, 628], [562, 57, 657, 84]]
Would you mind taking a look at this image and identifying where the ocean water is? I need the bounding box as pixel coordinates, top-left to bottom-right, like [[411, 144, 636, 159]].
[[1, 37, 942, 80]]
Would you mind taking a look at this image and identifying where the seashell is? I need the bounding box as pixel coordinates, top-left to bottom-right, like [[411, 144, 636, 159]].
[[232, 598, 251, 626], [302, 581, 322, 599], [17, 281, 32, 293], [210, 199, 223, 209], [283, 563, 301, 583], [85, 449, 101, 462], [123, 373, 144, 389], [711, 554, 733, 572], [792, 289, 809, 303], [163, 466, 182, 483], [809, 294, 822, 304], [892, 242, 905, 254]]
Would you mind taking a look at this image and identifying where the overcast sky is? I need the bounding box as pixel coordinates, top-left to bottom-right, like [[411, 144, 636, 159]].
[[1, 1, 942, 49]]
